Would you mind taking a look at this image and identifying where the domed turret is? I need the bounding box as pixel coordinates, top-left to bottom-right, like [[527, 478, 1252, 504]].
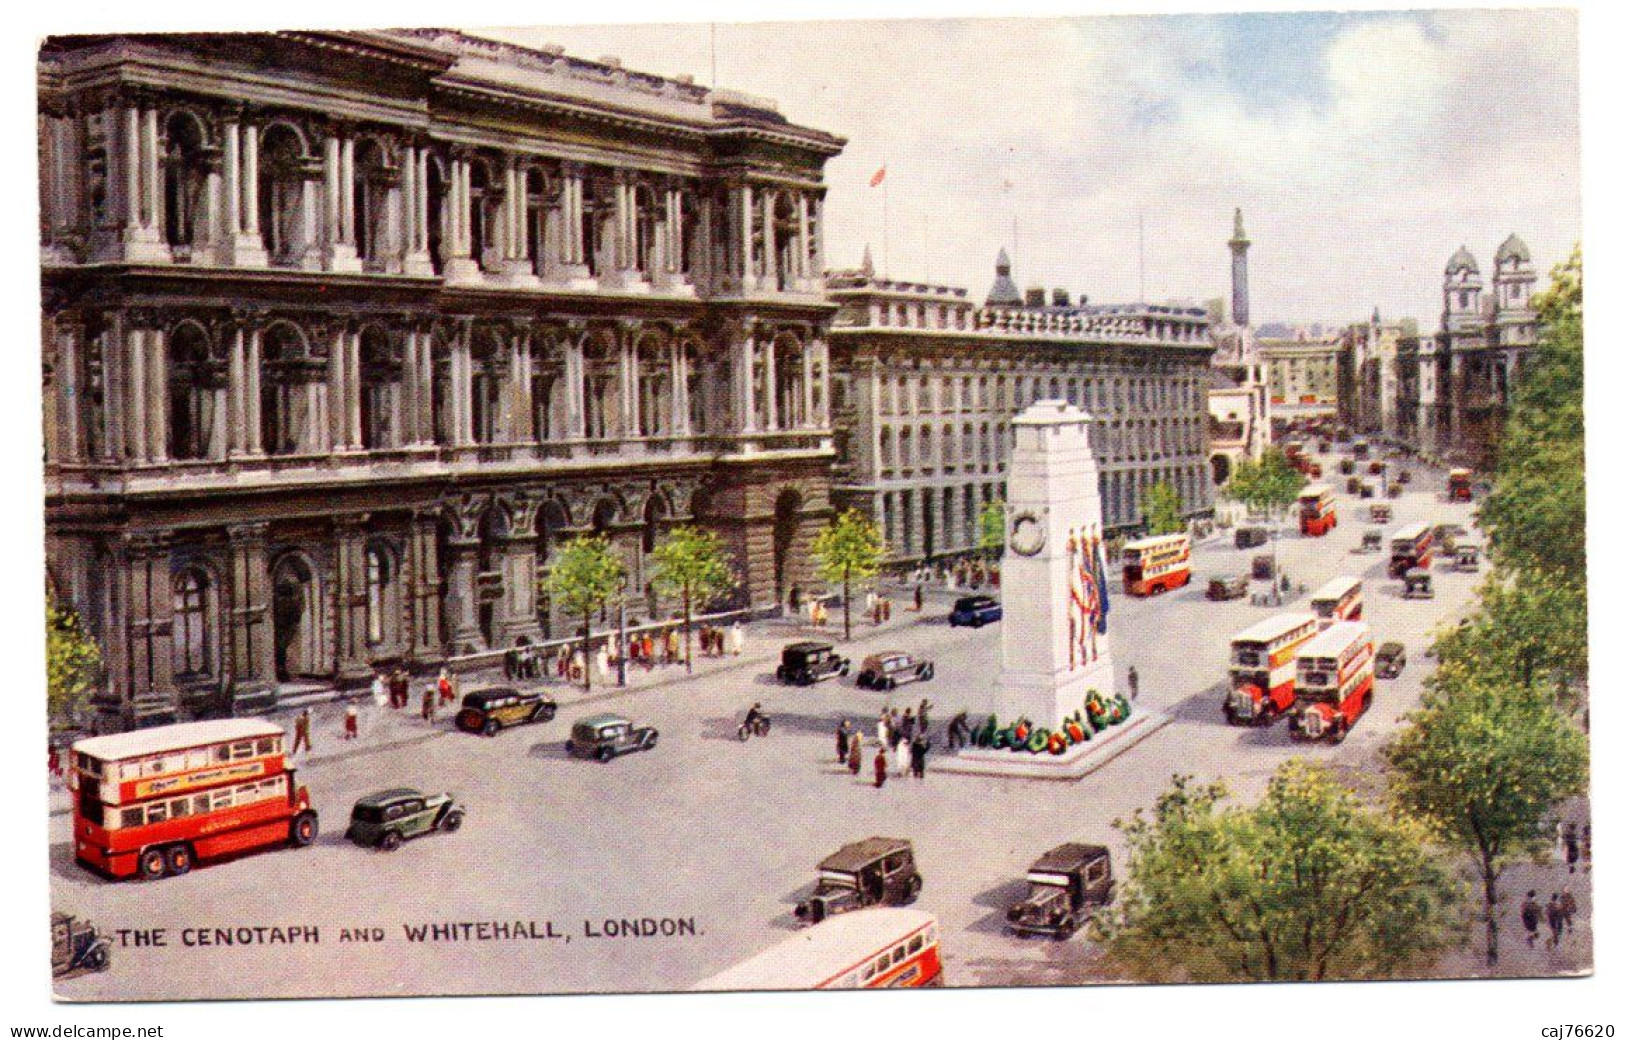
[[1495, 233, 1531, 266], [1446, 245, 1479, 276]]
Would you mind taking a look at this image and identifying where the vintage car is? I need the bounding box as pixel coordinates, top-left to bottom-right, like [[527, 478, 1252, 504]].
[[1359, 483, 1376, 499], [856, 651, 935, 690], [1361, 529, 1385, 553], [1338, 458, 1356, 475], [1375, 641, 1408, 679], [1206, 574, 1249, 601], [1433, 523, 1469, 555], [1345, 476, 1363, 495], [1006, 843, 1115, 940], [1318, 440, 1331, 453], [1387, 482, 1404, 499], [1368, 504, 1392, 524], [565, 713, 659, 761], [1402, 569, 1434, 600], [455, 686, 558, 736], [1368, 459, 1387, 476], [51, 912, 111, 978], [1251, 554, 1276, 581], [345, 788, 465, 851], [1234, 526, 1269, 550], [1397, 468, 1412, 485], [776, 641, 850, 685], [948, 595, 1003, 628], [1352, 440, 1370, 459], [1454, 543, 1483, 572], [794, 837, 922, 925]]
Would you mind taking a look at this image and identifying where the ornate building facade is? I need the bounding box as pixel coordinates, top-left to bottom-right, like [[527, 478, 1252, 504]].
[[40, 30, 844, 729], [827, 254, 1215, 564]]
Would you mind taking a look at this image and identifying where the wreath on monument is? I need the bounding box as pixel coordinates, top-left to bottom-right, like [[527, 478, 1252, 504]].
[[968, 689, 1132, 755]]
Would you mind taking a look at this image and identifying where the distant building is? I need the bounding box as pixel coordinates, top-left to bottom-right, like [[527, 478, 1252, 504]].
[[1341, 309, 1417, 441], [1257, 326, 1343, 423], [827, 252, 1215, 564]]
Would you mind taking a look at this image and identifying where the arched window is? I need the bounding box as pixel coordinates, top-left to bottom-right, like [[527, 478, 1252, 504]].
[[634, 184, 659, 277], [161, 112, 210, 257], [469, 332, 504, 444], [365, 545, 391, 646], [636, 336, 668, 437], [524, 169, 550, 277], [261, 323, 314, 456], [773, 192, 800, 290], [168, 323, 219, 461], [353, 140, 391, 268], [774, 335, 805, 430], [359, 327, 401, 450], [468, 160, 493, 268], [583, 333, 620, 440], [425, 156, 448, 275], [173, 567, 214, 679], [879, 426, 894, 471], [258, 125, 308, 267]]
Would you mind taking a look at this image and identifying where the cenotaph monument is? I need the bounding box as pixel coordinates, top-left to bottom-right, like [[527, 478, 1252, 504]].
[[945, 399, 1165, 778], [996, 399, 1115, 725]]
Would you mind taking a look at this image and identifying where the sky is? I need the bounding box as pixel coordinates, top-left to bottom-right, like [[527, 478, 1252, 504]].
[[481, 9, 1581, 329]]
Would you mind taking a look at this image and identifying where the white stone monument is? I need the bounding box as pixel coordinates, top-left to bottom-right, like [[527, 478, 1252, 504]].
[[996, 399, 1116, 727]]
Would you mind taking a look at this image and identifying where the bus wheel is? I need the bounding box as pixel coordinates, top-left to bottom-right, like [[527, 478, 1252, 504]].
[[165, 844, 193, 876], [138, 847, 168, 880], [290, 811, 318, 848]]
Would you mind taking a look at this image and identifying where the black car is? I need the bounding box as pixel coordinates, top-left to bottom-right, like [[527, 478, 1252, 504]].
[[51, 912, 110, 978], [1206, 574, 1249, 601], [856, 652, 935, 690], [1006, 843, 1115, 939], [1234, 526, 1269, 550], [1251, 554, 1276, 581], [776, 642, 850, 685], [1375, 642, 1407, 679], [794, 837, 922, 925], [455, 687, 557, 736], [949, 595, 1003, 627], [565, 713, 660, 761]]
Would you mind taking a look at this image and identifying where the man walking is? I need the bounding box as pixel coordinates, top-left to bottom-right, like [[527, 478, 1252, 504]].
[[421, 683, 436, 723], [947, 711, 969, 751], [1560, 887, 1578, 930], [1127, 666, 1139, 701], [1564, 822, 1582, 874], [918, 698, 934, 735], [343, 703, 359, 741], [848, 730, 864, 777], [873, 746, 888, 789], [1547, 892, 1566, 949], [909, 732, 929, 779], [291, 707, 312, 756], [1521, 890, 1542, 948], [836, 719, 851, 764]]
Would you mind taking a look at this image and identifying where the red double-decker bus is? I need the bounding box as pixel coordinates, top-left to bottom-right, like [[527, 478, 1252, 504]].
[[695, 909, 942, 990], [71, 720, 318, 881], [1448, 468, 1474, 502], [1298, 484, 1337, 536], [1224, 613, 1321, 725], [1388, 522, 1435, 578], [1121, 533, 1191, 596], [1290, 622, 1375, 744], [1309, 575, 1363, 627]]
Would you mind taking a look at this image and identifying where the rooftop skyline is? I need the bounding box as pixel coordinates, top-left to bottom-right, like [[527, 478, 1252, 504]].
[[483, 9, 1581, 328]]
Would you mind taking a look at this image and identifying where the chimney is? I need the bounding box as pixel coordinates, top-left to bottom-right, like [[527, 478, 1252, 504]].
[[1052, 288, 1071, 307], [1025, 287, 1047, 308]]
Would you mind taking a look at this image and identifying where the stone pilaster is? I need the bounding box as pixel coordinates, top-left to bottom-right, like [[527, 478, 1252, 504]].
[[226, 522, 277, 713]]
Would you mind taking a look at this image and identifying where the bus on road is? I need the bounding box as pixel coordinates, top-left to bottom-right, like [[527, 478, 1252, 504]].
[[695, 908, 942, 991], [1224, 613, 1321, 726], [1290, 621, 1376, 744], [1388, 522, 1435, 578], [1121, 533, 1192, 597], [1309, 575, 1363, 626], [1298, 484, 1337, 537], [71, 719, 318, 881]]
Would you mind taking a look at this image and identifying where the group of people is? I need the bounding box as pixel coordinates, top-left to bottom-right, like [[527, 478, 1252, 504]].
[[836, 699, 935, 787], [864, 591, 895, 626], [697, 621, 745, 658], [1522, 888, 1582, 950]]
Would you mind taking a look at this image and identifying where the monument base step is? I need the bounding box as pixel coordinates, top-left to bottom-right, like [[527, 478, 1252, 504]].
[[936, 707, 1170, 780]]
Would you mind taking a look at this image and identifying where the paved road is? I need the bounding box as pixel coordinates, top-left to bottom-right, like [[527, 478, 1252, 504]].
[[54, 451, 1556, 998]]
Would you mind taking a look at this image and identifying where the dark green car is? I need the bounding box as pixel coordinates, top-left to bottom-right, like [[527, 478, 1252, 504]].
[[345, 788, 465, 852]]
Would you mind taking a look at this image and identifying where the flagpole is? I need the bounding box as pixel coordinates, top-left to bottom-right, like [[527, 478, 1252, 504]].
[[882, 161, 890, 279]]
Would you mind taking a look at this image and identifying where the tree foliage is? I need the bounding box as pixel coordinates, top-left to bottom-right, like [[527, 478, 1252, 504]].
[[1429, 572, 1587, 706], [1222, 447, 1306, 521], [649, 526, 737, 673], [1384, 672, 1588, 966], [1100, 762, 1461, 983], [543, 535, 627, 690], [811, 509, 887, 641], [1143, 481, 1184, 535], [977, 498, 1005, 558], [47, 600, 101, 730]]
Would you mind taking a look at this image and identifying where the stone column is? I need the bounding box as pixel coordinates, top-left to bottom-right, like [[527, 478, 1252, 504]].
[[735, 182, 754, 289], [762, 334, 779, 431], [103, 98, 166, 262], [796, 192, 811, 289], [443, 155, 481, 282], [406, 509, 444, 659], [401, 144, 432, 275], [328, 323, 351, 450], [333, 516, 373, 681], [225, 522, 276, 712], [761, 189, 779, 291], [496, 495, 544, 646], [510, 329, 535, 442], [734, 321, 758, 434], [117, 532, 178, 727], [619, 324, 639, 437], [442, 496, 488, 653], [52, 315, 83, 463], [815, 338, 832, 426], [323, 130, 361, 272], [245, 324, 264, 455], [144, 324, 168, 463], [670, 339, 691, 436], [564, 327, 587, 438]]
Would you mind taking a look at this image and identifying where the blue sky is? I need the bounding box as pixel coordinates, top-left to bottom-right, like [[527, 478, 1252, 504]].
[[486, 9, 1581, 328]]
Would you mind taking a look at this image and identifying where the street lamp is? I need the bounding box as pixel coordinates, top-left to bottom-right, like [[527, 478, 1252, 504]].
[[616, 578, 629, 688]]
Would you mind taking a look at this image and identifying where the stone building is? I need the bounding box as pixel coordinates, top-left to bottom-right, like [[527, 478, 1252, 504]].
[[39, 29, 844, 729], [1340, 309, 1418, 442], [826, 253, 1215, 565], [1256, 324, 1343, 423]]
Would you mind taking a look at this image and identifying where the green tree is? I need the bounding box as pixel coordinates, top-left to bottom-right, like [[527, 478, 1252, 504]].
[[1430, 573, 1587, 708], [1223, 447, 1307, 520], [543, 534, 627, 692], [1100, 762, 1461, 982], [811, 509, 886, 641], [1384, 675, 1588, 967], [649, 525, 737, 674], [47, 600, 101, 730], [1143, 481, 1184, 535], [977, 498, 1005, 559]]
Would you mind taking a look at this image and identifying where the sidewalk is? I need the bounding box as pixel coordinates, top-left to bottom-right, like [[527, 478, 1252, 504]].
[[46, 600, 946, 817]]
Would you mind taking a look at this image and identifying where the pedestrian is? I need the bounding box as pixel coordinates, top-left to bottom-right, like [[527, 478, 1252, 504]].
[[873, 746, 888, 789], [595, 642, 611, 681], [641, 632, 656, 670], [847, 731, 863, 776], [437, 667, 455, 706], [788, 584, 802, 614], [898, 707, 914, 741], [1127, 666, 1139, 702], [47, 743, 60, 778], [947, 710, 969, 751], [910, 732, 929, 778], [836, 719, 851, 763], [729, 620, 744, 657], [1564, 822, 1582, 874], [421, 685, 436, 723], [343, 703, 359, 740], [876, 711, 891, 754], [371, 670, 388, 708], [503, 647, 518, 680], [1521, 890, 1542, 948], [918, 698, 934, 735], [1583, 824, 1592, 870], [882, 596, 893, 623], [390, 667, 409, 709], [914, 584, 924, 612], [1547, 893, 1566, 948], [291, 707, 312, 755], [665, 626, 680, 666]]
